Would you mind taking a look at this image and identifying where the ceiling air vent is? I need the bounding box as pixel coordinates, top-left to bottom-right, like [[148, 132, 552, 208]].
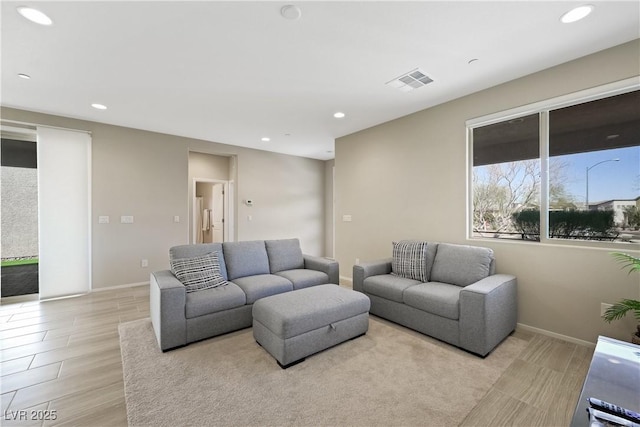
[[386, 68, 433, 92]]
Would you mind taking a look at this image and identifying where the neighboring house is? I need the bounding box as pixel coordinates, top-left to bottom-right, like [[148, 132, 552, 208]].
[[589, 199, 638, 226]]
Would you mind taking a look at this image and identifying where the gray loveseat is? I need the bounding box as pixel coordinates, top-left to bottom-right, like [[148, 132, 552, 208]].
[[150, 238, 339, 351], [353, 241, 516, 356]]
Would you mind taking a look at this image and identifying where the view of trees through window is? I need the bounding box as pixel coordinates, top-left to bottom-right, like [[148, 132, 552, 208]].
[[471, 89, 640, 244]]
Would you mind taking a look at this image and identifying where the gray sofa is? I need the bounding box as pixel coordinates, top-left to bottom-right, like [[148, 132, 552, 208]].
[[150, 238, 339, 351], [353, 241, 516, 356]]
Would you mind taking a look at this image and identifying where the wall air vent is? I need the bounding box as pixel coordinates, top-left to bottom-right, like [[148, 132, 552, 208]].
[[386, 68, 433, 92]]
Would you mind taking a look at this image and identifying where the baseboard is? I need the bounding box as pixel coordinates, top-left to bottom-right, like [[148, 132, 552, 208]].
[[92, 281, 149, 293], [516, 323, 595, 348]]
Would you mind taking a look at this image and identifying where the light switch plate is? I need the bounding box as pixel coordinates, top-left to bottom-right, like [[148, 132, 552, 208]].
[[98, 216, 109, 224], [121, 215, 134, 224]]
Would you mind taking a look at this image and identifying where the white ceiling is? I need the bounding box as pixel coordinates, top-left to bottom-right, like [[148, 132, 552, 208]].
[[2, 1, 639, 160]]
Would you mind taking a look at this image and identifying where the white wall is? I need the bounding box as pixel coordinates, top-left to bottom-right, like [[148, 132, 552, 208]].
[[335, 40, 640, 344], [0, 108, 328, 289]]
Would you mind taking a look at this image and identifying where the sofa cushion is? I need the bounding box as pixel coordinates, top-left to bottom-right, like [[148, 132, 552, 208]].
[[223, 240, 270, 280], [170, 243, 228, 280], [363, 274, 421, 303], [403, 282, 462, 320], [232, 274, 293, 304], [430, 243, 493, 287], [391, 240, 428, 282], [185, 282, 246, 319], [265, 238, 305, 273], [170, 252, 228, 293], [275, 269, 328, 290]]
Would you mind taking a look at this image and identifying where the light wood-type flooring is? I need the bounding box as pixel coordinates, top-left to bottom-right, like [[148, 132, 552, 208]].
[[1, 285, 592, 426]]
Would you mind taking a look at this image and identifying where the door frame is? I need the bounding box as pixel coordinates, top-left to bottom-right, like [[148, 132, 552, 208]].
[[192, 178, 230, 244]]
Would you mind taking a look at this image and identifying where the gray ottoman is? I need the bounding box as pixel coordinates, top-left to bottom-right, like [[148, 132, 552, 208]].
[[252, 284, 370, 368]]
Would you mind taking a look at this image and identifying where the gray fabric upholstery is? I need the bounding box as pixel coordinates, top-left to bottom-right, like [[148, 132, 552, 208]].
[[354, 241, 516, 356], [265, 238, 304, 273], [223, 240, 270, 280], [424, 243, 439, 281], [151, 239, 339, 352], [367, 293, 460, 346], [185, 282, 246, 319], [363, 274, 421, 303], [430, 243, 493, 287], [352, 258, 392, 293], [169, 243, 228, 280], [402, 282, 462, 320], [252, 285, 370, 366], [186, 305, 253, 344], [252, 284, 369, 339], [275, 269, 329, 290], [150, 270, 187, 351], [459, 274, 517, 356], [253, 313, 369, 366], [232, 274, 293, 304], [303, 254, 339, 285]]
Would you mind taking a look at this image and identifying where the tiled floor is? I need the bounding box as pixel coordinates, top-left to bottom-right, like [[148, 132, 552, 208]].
[[1, 285, 592, 426]]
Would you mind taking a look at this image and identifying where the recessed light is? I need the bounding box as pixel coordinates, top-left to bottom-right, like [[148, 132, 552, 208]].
[[333, 112, 345, 119], [280, 5, 302, 20], [560, 5, 593, 23], [17, 6, 53, 26], [261, 137, 270, 142], [91, 103, 107, 110], [18, 73, 31, 79]]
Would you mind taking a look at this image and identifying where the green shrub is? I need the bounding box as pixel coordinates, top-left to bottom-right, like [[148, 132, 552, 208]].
[[512, 209, 618, 241]]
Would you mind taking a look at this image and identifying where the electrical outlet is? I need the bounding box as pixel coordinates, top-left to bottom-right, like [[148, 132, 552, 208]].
[[355, 258, 360, 265], [141, 259, 148, 268], [600, 302, 613, 316]]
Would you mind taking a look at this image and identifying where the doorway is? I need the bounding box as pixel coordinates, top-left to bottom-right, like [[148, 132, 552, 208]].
[[1, 124, 91, 300], [188, 151, 235, 244], [193, 179, 228, 243], [1, 128, 39, 298]]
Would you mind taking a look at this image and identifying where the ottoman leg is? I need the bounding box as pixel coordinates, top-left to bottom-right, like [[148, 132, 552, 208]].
[[278, 357, 305, 369]]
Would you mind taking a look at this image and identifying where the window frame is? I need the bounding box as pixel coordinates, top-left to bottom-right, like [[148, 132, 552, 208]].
[[466, 76, 640, 249]]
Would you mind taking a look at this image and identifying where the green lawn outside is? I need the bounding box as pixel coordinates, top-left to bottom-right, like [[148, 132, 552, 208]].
[[1, 258, 39, 267]]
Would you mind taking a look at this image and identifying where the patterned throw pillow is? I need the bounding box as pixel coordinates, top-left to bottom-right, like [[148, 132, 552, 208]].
[[391, 240, 428, 282], [170, 252, 228, 293]]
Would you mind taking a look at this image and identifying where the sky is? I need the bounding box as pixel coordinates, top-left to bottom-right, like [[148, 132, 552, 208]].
[[552, 146, 640, 204]]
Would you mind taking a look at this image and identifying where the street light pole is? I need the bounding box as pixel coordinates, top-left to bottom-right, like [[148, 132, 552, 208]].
[[585, 158, 619, 209]]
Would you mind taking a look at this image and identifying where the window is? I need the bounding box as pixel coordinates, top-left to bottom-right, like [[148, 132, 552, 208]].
[[472, 113, 540, 240], [469, 84, 640, 245]]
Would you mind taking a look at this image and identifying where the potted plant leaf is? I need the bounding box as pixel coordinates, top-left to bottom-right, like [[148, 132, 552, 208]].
[[602, 252, 640, 345]]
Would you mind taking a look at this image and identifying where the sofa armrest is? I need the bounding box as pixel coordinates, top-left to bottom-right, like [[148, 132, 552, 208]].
[[459, 274, 517, 356], [150, 270, 187, 351], [303, 255, 339, 284], [352, 258, 393, 292]]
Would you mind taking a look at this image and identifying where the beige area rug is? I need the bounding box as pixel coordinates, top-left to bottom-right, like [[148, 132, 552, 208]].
[[119, 317, 526, 426]]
